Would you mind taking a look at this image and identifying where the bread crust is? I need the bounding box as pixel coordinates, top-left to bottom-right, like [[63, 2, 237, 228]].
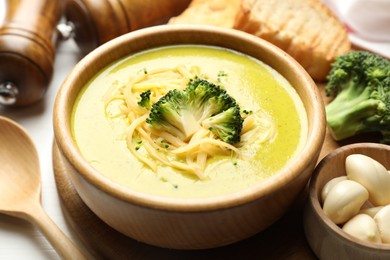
[[234, 0, 351, 81], [168, 0, 241, 28]]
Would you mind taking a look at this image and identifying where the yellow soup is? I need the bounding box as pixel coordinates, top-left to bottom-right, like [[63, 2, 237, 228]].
[[72, 45, 307, 198]]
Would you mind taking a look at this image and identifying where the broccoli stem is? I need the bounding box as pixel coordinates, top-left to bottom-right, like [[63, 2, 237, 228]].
[[324, 51, 390, 142], [326, 87, 382, 140]]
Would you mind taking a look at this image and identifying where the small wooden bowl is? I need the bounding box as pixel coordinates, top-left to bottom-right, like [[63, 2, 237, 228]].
[[304, 143, 390, 259], [54, 25, 325, 249]]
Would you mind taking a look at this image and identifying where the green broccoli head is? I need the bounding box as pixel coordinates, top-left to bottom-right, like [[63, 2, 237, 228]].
[[325, 51, 390, 142], [202, 107, 243, 144], [146, 78, 243, 143], [146, 89, 198, 140], [138, 89, 152, 109], [186, 78, 238, 121]]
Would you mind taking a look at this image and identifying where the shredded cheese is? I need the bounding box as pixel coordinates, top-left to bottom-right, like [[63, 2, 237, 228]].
[[104, 65, 276, 179]]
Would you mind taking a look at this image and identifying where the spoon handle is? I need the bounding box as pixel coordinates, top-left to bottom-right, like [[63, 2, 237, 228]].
[[27, 201, 86, 259]]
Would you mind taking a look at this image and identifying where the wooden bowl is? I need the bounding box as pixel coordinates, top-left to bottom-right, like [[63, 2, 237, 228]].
[[304, 143, 390, 259], [53, 25, 325, 249]]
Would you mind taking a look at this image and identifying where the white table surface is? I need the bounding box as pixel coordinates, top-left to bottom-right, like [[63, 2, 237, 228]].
[[0, 1, 389, 259], [0, 2, 81, 259]]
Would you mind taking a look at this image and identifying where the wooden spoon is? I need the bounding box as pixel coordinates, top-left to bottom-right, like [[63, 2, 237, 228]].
[[0, 116, 86, 259]]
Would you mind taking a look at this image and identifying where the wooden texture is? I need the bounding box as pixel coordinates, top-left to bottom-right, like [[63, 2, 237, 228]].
[[0, 0, 63, 106], [64, 0, 192, 54], [53, 25, 325, 249], [0, 116, 86, 259], [53, 141, 316, 259], [52, 82, 387, 258], [304, 143, 390, 259], [0, 0, 190, 106]]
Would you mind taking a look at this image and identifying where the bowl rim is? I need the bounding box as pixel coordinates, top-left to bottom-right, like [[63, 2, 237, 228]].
[[309, 142, 390, 250], [54, 24, 325, 212]]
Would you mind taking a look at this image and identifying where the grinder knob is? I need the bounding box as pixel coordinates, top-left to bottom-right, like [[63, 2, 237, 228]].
[[0, 0, 63, 106]]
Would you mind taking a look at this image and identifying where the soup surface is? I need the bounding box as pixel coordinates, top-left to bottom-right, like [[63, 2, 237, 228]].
[[72, 45, 307, 198]]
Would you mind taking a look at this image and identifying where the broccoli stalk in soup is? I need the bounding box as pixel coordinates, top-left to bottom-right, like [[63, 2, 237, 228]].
[[146, 78, 243, 144], [325, 51, 390, 142]]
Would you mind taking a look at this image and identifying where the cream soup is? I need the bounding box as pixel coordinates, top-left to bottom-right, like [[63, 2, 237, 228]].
[[72, 45, 307, 198]]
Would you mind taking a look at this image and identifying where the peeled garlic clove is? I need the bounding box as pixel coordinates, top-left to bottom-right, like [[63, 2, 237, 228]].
[[321, 176, 348, 203], [323, 180, 369, 224], [359, 206, 384, 218], [374, 204, 390, 243], [346, 154, 390, 206], [342, 214, 382, 243]]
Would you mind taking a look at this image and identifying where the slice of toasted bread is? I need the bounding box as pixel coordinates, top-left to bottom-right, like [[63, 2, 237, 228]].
[[168, 0, 241, 28], [234, 0, 351, 81]]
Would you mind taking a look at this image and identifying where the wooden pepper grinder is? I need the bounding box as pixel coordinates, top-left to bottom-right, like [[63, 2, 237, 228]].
[[0, 0, 191, 107], [64, 0, 192, 54], [0, 0, 63, 106]]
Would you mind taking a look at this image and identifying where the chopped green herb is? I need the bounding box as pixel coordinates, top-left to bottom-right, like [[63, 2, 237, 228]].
[[160, 141, 169, 148], [218, 71, 228, 77], [135, 140, 142, 150]]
